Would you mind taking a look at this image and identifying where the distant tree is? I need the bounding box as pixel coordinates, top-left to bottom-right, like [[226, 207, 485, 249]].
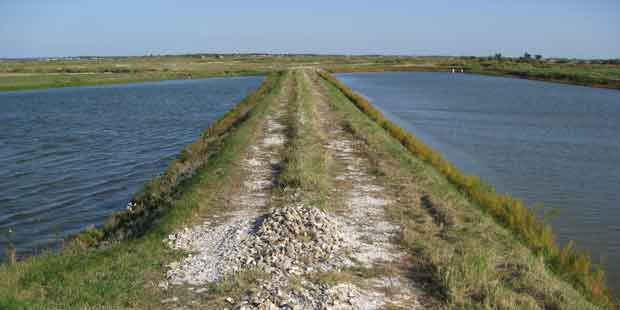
[[523, 52, 532, 60], [534, 54, 543, 60], [493, 53, 502, 61]]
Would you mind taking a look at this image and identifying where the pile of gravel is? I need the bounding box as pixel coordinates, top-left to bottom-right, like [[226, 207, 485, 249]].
[[162, 205, 362, 308], [231, 205, 354, 309], [234, 205, 345, 275]]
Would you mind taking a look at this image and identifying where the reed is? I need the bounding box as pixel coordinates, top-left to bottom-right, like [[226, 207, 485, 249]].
[[317, 69, 613, 307]]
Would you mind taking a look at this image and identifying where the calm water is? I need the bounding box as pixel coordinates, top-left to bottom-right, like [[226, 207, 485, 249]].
[[0, 76, 263, 259], [337, 72, 620, 289]]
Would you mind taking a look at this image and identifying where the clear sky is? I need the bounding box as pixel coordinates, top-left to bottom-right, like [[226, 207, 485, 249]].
[[1, 0, 619, 59]]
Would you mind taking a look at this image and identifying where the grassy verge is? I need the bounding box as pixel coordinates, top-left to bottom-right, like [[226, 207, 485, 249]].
[[0, 70, 266, 92], [317, 70, 613, 308], [0, 72, 284, 309], [71, 72, 282, 246], [278, 70, 331, 209], [471, 67, 620, 90], [326, 62, 620, 90]]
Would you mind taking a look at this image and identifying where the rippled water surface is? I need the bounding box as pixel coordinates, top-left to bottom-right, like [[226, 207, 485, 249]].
[[0, 76, 264, 258], [337, 72, 620, 289]]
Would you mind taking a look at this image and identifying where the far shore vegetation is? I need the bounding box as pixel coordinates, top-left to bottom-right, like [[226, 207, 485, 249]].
[[0, 53, 619, 92]]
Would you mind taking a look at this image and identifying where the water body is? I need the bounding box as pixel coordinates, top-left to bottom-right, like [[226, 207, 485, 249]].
[[0, 76, 264, 259], [336, 72, 620, 289]]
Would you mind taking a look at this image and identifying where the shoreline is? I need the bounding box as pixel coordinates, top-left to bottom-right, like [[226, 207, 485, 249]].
[[0, 70, 267, 92], [327, 65, 620, 91]]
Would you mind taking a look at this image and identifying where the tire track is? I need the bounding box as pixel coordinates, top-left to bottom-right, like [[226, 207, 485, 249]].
[[304, 70, 424, 309]]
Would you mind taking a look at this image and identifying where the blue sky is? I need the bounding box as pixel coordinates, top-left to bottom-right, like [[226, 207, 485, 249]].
[[1, 0, 619, 58]]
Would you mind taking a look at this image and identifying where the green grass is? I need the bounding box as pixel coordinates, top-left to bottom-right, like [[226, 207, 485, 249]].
[[278, 70, 331, 209], [470, 60, 620, 89], [0, 72, 285, 309], [317, 69, 612, 308], [2, 55, 617, 92], [0, 70, 266, 92]]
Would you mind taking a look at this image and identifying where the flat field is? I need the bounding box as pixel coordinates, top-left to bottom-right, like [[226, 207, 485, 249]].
[[1, 55, 618, 91]]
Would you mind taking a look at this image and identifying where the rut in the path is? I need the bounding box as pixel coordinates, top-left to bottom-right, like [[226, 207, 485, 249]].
[[161, 76, 290, 289], [303, 70, 425, 309]]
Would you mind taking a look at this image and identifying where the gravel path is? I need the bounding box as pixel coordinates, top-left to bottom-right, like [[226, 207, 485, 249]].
[[158, 71, 423, 309], [160, 76, 290, 295], [306, 70, 423, 309]]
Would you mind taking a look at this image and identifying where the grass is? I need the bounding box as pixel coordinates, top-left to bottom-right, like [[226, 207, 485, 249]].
[[278, 70, 332, 209], [325, 57, 620, 90], [317, 69, 613, 308], [1, 55, 617, 92], [0, 72, 285, 309], [0, 70, 266, 92], [470, 60, 620, 89]]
